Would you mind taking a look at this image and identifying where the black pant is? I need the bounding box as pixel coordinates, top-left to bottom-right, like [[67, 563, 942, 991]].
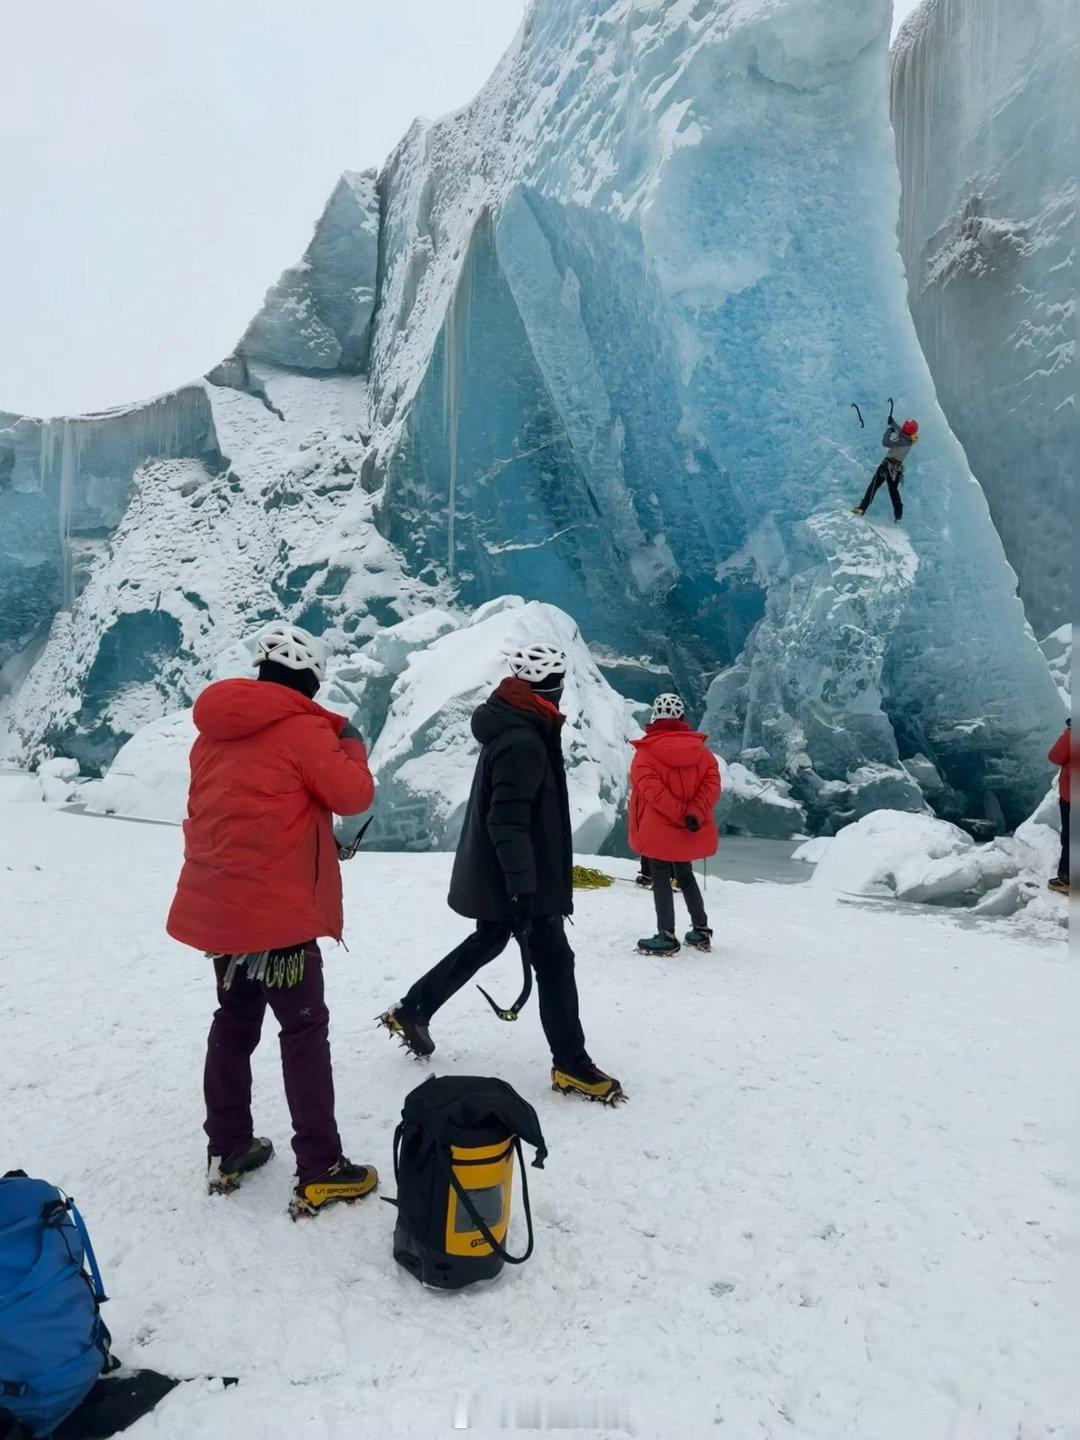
[[399, 916, 589, 1070], [647, 859, 708, 934], [859, 461, 903, 519], [1060, 800, 1070, 882]]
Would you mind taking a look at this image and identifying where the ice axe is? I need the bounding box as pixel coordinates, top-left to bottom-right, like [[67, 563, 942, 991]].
[[477, 929, 534, 1022], [336, 815, 373, 861], [850, 402, 865, 429]]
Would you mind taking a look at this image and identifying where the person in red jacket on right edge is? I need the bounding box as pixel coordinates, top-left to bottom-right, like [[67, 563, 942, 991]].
[[1048, 718, 1071, 895], [629, 694, 721, 956]]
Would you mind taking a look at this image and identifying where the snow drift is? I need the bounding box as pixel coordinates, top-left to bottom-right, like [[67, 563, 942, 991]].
[[805, 797, 1066, 928], [0, 0, 1065, 836]]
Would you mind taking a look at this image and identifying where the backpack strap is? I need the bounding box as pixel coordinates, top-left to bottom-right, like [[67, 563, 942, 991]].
[[67, 1201, 108, 1305], [446, 1137, 534, 1267]]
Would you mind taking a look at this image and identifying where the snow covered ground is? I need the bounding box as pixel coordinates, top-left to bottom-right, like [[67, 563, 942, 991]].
[[1, 793, 1073, 1438]]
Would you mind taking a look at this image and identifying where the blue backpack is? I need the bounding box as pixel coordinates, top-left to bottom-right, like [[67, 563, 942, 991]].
[[0, 1173, 113, 1438]]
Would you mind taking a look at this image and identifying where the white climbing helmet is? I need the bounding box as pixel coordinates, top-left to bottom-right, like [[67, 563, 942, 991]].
[[506, 642, 568, 685], [252, 622, 327, 681], [651, 693, 685, 722]]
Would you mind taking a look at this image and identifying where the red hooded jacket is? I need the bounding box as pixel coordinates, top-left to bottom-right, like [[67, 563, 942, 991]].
[[167, 679, 374, 954], [1049, 725, 1072, 802], [628, 719, 721, 863]]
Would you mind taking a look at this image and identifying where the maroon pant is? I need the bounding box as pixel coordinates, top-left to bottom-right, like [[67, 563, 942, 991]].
[[204, 943, 341, 1184]]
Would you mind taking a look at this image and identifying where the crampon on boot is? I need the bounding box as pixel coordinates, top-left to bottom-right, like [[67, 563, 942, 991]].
[[1047, 876, 1069, 895], [289, 1158, 378, 1219], [634, 870, 653, 889], [378, 1007, 434, 1059], [684, 927, 713, 952], [207, 1137, 273, 1196], [551, 1064, 626, 1105], [636, 931, 680, 956]]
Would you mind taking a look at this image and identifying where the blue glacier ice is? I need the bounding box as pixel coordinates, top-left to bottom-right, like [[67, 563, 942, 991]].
[[891, 0, 1078, 635], [239, 171, 380, 373], [0, 0, 1066, 835]]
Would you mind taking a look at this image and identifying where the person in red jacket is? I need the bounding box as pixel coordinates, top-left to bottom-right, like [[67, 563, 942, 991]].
[[167, 622, 378, 1217], [629, 693, 721, 955], [1048, 719, 1071, 894]]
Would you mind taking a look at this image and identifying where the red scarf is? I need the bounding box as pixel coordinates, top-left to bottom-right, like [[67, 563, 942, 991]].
[[645, 717, 690, 735], [495, 677, 566, 727]]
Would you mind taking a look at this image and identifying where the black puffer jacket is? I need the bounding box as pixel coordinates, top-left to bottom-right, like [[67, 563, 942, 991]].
[[448, 681, 573, 922]]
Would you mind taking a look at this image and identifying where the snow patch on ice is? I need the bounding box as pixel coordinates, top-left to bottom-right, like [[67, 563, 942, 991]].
[[368, 598, 640, 853]]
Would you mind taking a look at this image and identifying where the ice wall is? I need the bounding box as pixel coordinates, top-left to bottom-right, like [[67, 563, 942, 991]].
[[891, 0, 1078, 635], [367, 0, 1061, 826], [0, 388, 222, 669]]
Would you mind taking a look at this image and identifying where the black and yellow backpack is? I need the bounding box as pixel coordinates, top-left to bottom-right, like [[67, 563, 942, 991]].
[[390, 1075, 548, 1290]]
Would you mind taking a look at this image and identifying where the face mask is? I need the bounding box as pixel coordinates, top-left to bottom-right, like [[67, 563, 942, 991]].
[[535, 683, 564, 707]]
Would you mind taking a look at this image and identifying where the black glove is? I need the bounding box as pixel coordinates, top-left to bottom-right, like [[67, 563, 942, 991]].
[[339, 721, 363, 743], [684, 814, 701, 833], [508, 894, 533, 939]]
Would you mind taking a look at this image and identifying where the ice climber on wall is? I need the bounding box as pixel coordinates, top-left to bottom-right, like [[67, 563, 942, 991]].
[[629, 693, 721, 956], [380, 642, 626, 1105], [167, 622, 379, 1218], [853, 408, 919, 522]]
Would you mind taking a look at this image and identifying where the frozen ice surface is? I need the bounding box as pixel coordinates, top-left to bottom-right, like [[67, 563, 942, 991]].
[[0, 798, 1071, 1436], [891, 0, 1078, 634], [0, 0, 1067, 836], [366, 597, 640, 852]]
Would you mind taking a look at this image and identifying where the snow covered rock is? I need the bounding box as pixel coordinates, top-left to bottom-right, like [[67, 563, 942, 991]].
[[80, 709, 196, 824], [891, 0, 1078, 635], [366, 598, 639, 853]]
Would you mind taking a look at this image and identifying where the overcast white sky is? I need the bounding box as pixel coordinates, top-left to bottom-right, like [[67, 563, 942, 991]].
[[1, 0, 921, 418]]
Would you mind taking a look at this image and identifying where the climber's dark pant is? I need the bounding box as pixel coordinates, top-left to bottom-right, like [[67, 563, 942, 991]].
[[859, 459, 903, 520]]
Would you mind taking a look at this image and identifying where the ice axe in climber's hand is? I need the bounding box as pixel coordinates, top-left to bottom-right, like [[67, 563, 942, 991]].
[[477, 895, 534, 1022]]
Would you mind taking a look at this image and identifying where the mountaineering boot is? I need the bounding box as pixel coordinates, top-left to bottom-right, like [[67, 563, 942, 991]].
[[634, 870, 653, 889], [684, 927, 713, 952], [207, 1137, 274, 1196], [551, 1064, 626, 1105], [851, 506, 865, 515], [289, 1158, 378, 1219], [1048, 876, 1069, 895], [378, 1007, 435, 1059], [636, 931, 680, 956]]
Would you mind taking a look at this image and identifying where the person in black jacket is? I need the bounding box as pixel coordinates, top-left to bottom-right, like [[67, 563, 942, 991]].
[[380, 643, 624, 1104]]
